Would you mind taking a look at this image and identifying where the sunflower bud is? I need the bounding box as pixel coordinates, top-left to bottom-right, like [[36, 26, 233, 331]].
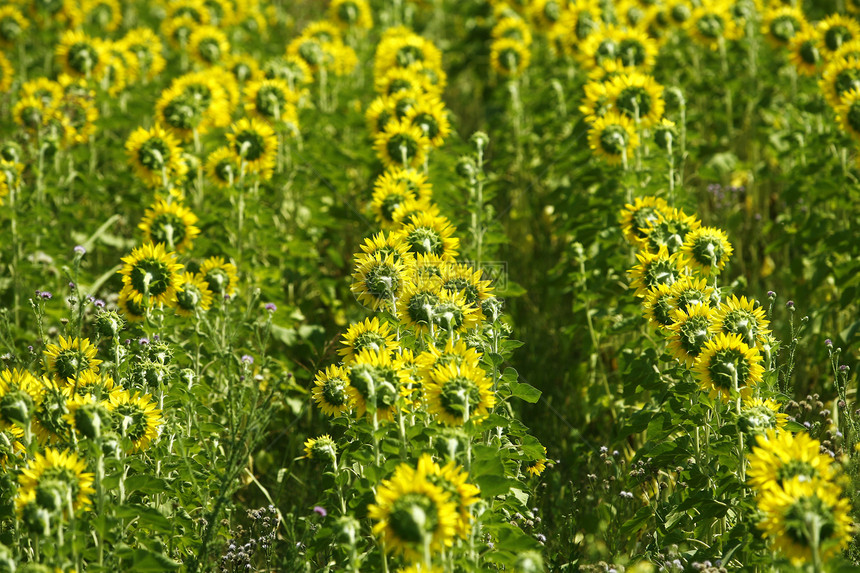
[[95, 310, 125, 338], [0, 389, 32, 426]]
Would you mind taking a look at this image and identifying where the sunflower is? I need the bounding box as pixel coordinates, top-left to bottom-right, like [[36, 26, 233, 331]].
[[16, 448, 95, 516], [525, 448, 548, 477], [162, 14, 200, 50], [668, 276, 714, 314], [424, 362, 495, 426], [372, 177, 419, 229], [416, 338, 483, 380], [338, 317, 399, 364], [439, 263, 493, 316], [666, 302, 715, 367], [416, 454, 480, 538], [109, 389, 163, 452], [816, 14, 859, 61], [0, 6, 28, 49], [20, 78, 64, 109], [820, 56, 860, 109], [347, 349, 410, 420], [0, 52, 12, 94], [55, 30, 106, 79], [687, 3, 740, 51], [303, 434, 337, 462], [710, 295, 770, 351], [579, 80, 610, 122], [118, 285, 148, 322], [404, 98, 451, 148], [59, 93, 99, 145], [374, 119, 431, 169], [549, 0, 601, 57], [748, 430, 837, 493], [374, 34, 443, 81], [627, 245, 684, 298], [312, 365, 352, 417], [757, 477, 853, 566], [226, 117, 279, 180], [330, 0, 372, 30], [43, 336, 102, 386], [82, 0, 122, 32], [265, 55, 313, 88], [32, 385, 73, 445], [125, 124, 188, 188], [63, 393, 113, 441], [139, 199, 200, 253], [0, 427, 25, 468], [243, 78, 300, 127], [12, 97, 47, 133], [490, 38, 531, 77], [642, 283, 676, 331], [205, 146, 241, 188], [680, 227, 733, 276], [118, 242, 184, 307], [172, 272, 214, 317], [693, 332, 764, 400], [375, 66, 438, 97], [587, 111, 640, 166], [188, 25, 230, 66], [154, 85, 207, 140], [580, 25, 658, 71], [762, 6, 807, 49], [395, 212, 460, 260], [368, 462, 458, 560], [392, 198, 440, 228], [740, 397, 788, 435], [0, 369, 45, 431], [351, 252, 411, 312], [199, 256, 239, 296], [604, 72, 665, 129], [396, 277, 445, 335], [67, 370, 115, 398], [619, 196, 672, 245], [835, 88, 860, 140], [224, 52, 264, 85], [122, 28, 166, 81], [492, 16, 533, 47], [640, 207, 701, 255], [171, 71, 233, 129]]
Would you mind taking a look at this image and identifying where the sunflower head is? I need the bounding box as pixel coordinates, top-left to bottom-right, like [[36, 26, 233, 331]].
[[338, 317, 398, 364], [139, 199, 200, 253], [424, 362, 496, 426], [351, 252, 410, 312], [667, 302, 715, 367], [587, 111, 640, 166], [312, 365, 352, 417], [172, 272, 214, 317], [43, 336, 102, 386], [713, 295, 770, 349], [16, 448, 95, 517], [740, 397, 788, 435], [0, 369, 45, 429], [490, 38, 531, 77], [757, 477, 853, 566], [109, 390, 163, 453], [303, 434, 337, 462], [119, 242, 184, 306], [347, 349, 409, 420], [619, 196, 671, 245], [368, 462, 458, 560], [199, 256, 239, 296], [627, 245, 684, 298], [693, 332, 764, 400]]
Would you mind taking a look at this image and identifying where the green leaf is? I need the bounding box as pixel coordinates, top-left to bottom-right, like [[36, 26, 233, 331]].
[[114, 504, 173, 535], [124, 548, 180, 571], [476, 474, 514, 497], [618, 506, 652, 539], [510, 380, 541, 403], [124, 475, 169, 494]]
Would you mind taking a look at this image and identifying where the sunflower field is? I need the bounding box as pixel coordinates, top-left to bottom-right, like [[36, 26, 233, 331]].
[[1, 0, 860, 571]]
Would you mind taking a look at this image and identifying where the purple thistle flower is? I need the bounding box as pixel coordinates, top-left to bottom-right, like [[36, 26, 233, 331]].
[[313, 506, 327, 517], [265, 303, 277, 312]]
